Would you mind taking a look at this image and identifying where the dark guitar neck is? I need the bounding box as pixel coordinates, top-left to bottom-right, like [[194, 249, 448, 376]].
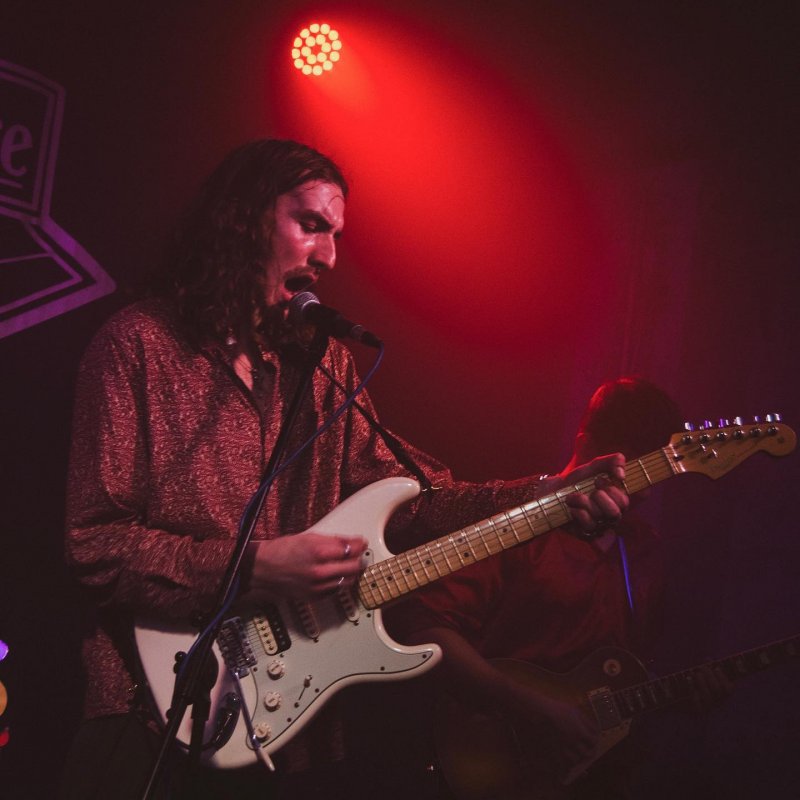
[[610, 634, 800, 720]]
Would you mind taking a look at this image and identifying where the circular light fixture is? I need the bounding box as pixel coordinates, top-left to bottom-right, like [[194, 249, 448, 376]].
[[291, 23, 342, 76]]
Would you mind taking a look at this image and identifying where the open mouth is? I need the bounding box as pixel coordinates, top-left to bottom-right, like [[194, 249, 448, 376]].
[[284, 274, 317, 295]]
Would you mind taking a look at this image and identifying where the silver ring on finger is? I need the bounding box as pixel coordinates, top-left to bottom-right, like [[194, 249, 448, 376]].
[[343, 543, 351, 559]]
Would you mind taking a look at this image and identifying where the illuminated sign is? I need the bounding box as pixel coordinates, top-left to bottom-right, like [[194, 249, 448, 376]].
[[0, 60, 115, 339]]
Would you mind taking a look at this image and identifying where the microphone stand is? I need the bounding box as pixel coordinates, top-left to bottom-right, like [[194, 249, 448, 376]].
[[141, 326, 331, 800]]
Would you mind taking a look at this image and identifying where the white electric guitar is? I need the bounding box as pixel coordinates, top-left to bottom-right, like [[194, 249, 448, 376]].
[[134, 419, 795, 768]]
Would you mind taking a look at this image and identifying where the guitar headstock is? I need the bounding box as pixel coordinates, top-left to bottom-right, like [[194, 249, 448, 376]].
[[667, 418, 796, 479]]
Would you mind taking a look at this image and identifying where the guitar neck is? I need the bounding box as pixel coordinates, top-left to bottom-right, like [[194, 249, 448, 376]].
[[358, 447, 680, 609], [611, 634, 800, 719]]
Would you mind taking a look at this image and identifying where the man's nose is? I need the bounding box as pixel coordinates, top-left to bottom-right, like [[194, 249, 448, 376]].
[[311, 236, 336, 272]]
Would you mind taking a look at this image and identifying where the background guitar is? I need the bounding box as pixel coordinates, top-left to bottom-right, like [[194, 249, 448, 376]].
[[435, 635, 800, 800]]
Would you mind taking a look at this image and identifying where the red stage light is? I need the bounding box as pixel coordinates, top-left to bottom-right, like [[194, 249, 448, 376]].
[[291, 23, 342, 76]]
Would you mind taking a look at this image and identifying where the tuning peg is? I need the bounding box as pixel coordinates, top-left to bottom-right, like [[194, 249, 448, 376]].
[[733, 416, 744, 426], [702, 420, 714, 430], [765, 413, 782, 423], [718, 418, 731, 428], [752, 415, 762, 424], [683, 422, 695, 432]]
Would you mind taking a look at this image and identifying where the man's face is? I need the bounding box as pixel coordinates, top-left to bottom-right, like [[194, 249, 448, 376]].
[[262, 179, 346, 308]]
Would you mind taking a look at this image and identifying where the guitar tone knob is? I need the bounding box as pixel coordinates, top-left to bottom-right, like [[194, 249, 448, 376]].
[[263, 691, 282, 711], [267, 659, 285, 679], [253, 722, 272, 742]]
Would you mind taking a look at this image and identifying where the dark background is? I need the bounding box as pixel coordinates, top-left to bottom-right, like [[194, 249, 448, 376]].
[[1, 1, 798, 797]]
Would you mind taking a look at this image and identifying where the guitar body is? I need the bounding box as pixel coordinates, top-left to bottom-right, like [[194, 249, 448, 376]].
[[135, 477, 441, 769], [435, 650, 649, 800]]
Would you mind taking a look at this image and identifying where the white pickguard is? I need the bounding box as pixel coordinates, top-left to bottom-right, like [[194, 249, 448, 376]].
[[134, 477, 440, 769]]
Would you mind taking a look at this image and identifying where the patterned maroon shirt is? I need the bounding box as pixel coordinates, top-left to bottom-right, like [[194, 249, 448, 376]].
[[65, 298, 543, 723]]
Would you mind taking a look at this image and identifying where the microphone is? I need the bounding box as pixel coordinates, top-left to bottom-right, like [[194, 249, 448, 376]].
[[288, 291, 382, 348]]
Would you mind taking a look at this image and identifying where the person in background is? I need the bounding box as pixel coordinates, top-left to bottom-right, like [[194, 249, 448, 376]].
[[388, 376, 733, 800]]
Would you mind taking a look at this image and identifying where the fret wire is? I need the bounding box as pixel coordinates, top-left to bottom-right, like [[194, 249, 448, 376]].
[[505, 506, 533, 544], [376, 559, 399, 600], [487, 513, 520, 550], [366, 563, 390, 604], [462, 527, 481, 562], [449, 531, 470, 568], [527, 501, 552, 537], [633, 459, 652, 490], [429, 541, 447, 577], [436, 538, 454, 574], [487, 515, 505, 551], [518, 503, 538, 539], [358, 574, 376, 608], [493, 517, 512, 549], [413, 545, 435, 584], [503, 508, 526, 545], [551, 491, 573, 527], [393, 552, 415, 595], [472, 522, 494, 557]]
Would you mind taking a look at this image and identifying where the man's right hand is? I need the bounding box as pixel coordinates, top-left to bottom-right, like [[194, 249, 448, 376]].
[[241, 532, 367, 602]]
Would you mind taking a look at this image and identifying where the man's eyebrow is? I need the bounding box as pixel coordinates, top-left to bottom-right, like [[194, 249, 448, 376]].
[[297, 208, 343, 234]]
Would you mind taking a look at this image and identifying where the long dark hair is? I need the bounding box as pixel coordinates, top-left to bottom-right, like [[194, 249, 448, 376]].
[[579, 376, 683, 459], [159, 139, 348, 347]]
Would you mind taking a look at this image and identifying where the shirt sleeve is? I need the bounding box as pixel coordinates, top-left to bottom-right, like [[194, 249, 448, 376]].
[[64, 319, 234, 620]]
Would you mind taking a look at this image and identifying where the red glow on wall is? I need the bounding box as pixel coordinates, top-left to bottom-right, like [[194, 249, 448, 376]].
[[268, 11, 608, 354]]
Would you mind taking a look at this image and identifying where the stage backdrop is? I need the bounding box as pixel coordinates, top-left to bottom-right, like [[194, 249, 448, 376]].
[[2, 2, 798, 797]]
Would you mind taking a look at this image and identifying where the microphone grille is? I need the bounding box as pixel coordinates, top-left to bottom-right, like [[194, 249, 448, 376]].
[[288, 291, 320, 325]]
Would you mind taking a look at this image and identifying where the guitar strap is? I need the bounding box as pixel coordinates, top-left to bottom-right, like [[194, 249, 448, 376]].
[[318, 363, 437, 494]]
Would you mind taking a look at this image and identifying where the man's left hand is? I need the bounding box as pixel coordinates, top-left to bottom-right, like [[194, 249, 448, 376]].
[[545, 453, 629, 536]]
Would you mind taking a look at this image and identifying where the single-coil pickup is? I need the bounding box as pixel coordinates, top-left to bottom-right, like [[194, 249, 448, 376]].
[[337, 586, 360, 623], [293, 600, 321, 640]]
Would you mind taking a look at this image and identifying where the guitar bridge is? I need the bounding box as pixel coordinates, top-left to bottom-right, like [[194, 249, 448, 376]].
[[217, 617, 257, 676]]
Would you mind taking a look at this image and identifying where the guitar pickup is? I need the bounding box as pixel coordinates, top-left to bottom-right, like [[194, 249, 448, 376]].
[[253, 604, 292, 655], [588, 687, 623, 729]]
